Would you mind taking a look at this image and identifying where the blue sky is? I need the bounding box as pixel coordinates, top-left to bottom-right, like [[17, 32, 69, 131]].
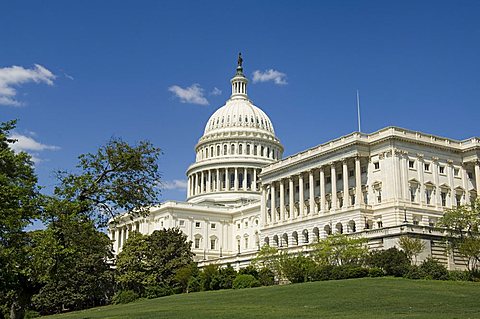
[[1, 0, 479, 202]]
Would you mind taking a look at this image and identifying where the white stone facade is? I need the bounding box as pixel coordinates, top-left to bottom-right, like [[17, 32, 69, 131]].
[[109, 58, 480, 270]]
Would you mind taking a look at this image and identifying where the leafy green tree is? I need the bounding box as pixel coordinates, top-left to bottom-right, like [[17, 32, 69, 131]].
[[30, 217, 114, 315], [116, 228, 194, 296], [52, 138, 162, 226], [311, 234, 368, 266], [367, 248, 410, 277], [0, 120, 41, 319], [279, 254, 316, 283], [252, 245, 282, 280], [439, 199, 480, 273], [398, 236, 426, 264]]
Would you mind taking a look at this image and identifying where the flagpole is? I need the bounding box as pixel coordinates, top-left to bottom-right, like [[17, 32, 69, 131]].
[[356, 89, 361, 133]]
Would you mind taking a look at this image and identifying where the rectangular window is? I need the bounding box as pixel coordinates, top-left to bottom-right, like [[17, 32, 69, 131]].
[[468, 172, 473, 179], [361, 166, 367, 174], [210, 239, 216, 250], [195, 222, 201, 228], [349, 170, 354, 177], [245, 221, 248, 227], [456, 194, 462, 207], [410, 187, 416, 202], [326, 176, 331, 184], [439, 166, 445, 174], [424, 163, 430, 172], [244, 238, 248, 249], [377, 190, 382, 203], [194, 238, 200, 249], [337, 173, 342, 180], [408, 160, 415, 169], [374, 162, 380, 170], [179, 220, 185, 227], [426, 189, 432, 205], [441, 192, 447, 207], [237, 223, 241, 229], [316, 180, 320, 187], [454, 168, 460, 177], [211, 223, 216, 229]]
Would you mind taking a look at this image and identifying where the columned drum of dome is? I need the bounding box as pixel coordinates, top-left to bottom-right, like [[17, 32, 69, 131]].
[[186, 56, 284, 206]]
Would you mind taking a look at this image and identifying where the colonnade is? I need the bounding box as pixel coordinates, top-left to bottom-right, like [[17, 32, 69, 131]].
[[188, 167, 262, 197], [197, 141, 281, 161], [262, 157, 365, 225]]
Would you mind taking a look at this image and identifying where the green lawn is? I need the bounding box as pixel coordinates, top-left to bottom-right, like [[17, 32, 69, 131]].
[[45, 277, 480, 319]]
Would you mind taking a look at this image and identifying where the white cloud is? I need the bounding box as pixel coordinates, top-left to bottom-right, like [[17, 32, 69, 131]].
[[210, 87, 222, 96], [0, 64, 56, 106], [252, 69, 288, 85], [168, 83, 209, 105], [9, 133, 60, 164], [162, 179, 188, 190]]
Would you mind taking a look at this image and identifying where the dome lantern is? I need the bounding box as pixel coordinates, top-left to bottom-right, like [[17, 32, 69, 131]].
[[231, 53, 248, 98]]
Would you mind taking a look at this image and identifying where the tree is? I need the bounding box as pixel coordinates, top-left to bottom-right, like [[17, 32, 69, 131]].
[[52, 138, 162, 226], [311, 234, 368, 266], [251, 245, 282, 280], [279, 254, 315, 283], [439, 199, 480, 273], [116, 228, 194, 296], [0, 120, 41, 319], [30, 217, 114, 315], [398, 235, 426, 264]]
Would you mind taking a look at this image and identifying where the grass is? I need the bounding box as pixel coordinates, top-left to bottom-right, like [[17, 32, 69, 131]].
[[45, 277, 480, 319]]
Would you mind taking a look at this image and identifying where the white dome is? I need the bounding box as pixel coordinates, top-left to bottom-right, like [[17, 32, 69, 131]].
[[204, 98, 275, 135]]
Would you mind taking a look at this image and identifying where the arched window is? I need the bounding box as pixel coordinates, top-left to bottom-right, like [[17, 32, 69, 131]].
[[210, 146, 214, 157], [239, 144, 243, 154], [224, 144, 227, 155], [217, 145, 220, 156], [231, 144, 235, 155], [253, 145, 257, 156], [246, 144, 250, 155]]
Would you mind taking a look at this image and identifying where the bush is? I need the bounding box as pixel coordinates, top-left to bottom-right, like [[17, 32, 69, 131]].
[[404, 265, 424, 280], [309, 265, 335, 281], [258, 267, 275, 286], [280, 255, 316, 283], [367, 248, 410, 277], [368, 267, 385, 278], [419, 258, 448, 280], [145, 285, 173, 299], [112, 290, 139, 304], [233, 274, 261, 289], [448, 270, 469, 281], [239, 265, 259, 278], [331, 265, 369, 280]]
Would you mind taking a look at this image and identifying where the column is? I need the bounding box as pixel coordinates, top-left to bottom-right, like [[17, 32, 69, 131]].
[[289, 177, 294, 221], [195, 173, 200, 195], [475, 161, 480, 197], [187, 177, 190, 197], [355, 156, 363, 205], [117, 227, 122, 250], [309, 170, 315, 215], [279, 179, 285, 222], [299, 173, 304, 218], [402, 154, 409, 201], [261, 186, 267, 225], [331, 163, 337, 210], [207, 170, 212, 192], [253, 169, 257, 191], [271, 182, 276, 223], [216, 168, 220, 192], [462, 164, 470, 204], [226, 168, 230, 190], [201, 171, 205, 194], [342, 160, 349, 207], [234, 167, 239, 191], [320, 167, 326, 212], [432, 159, 440, 208], [243, 167, 247, 190], [448, 161, 455, 207]]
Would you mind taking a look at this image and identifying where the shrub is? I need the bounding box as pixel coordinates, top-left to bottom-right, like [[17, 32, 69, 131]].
[[145, 285, 173, 299], [331, 265, 368, 280], [419, 258, 448, 280], [112, 290, 139, 304], [448, 270, 469, 281], [367, 248, 410, 277], [239, 265, 259, 278], [309, 265, 335, 281], [233, 274, 261, 289], [258, 267, 275, 286], [368, 267, 385, 278], [280, 255, 316, 283], [404, 265, 425, 280]]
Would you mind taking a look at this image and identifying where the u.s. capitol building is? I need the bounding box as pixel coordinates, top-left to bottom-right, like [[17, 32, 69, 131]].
[[109, 57, 480, 270]]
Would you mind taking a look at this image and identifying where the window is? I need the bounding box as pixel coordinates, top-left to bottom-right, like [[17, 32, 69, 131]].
[[316, 180, 320, 186], [337, 173, 342, 180], [195, 222, 201, 228], [468, 172, 473, 179], [179, 220, 185, 227], [441, 192, 447, 207], [239, 144, 243, 154], [456, 194, 462, 207], [244, 237, 248, 249], [237, 223, 241, 229], [454, 168, 460, 177], [210, 239, 216, 250], [413, 219, 420, 226], [194, 238, 200, 249], [377, 190, 382, 203], [439, 166, 445, 174], [326, 176, 332, 184], [245, 221, 248, 227], [349, 170, 354, 177], [410, 187, 416, 202], [377, 221, 383, 228], [361, 166, 367, 174], [408, 160, 415, 169], [211, 223, 216, 229], [424, 163, 430, 172], [374, 162, 380, 170], [425, 189, 432, 205]]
